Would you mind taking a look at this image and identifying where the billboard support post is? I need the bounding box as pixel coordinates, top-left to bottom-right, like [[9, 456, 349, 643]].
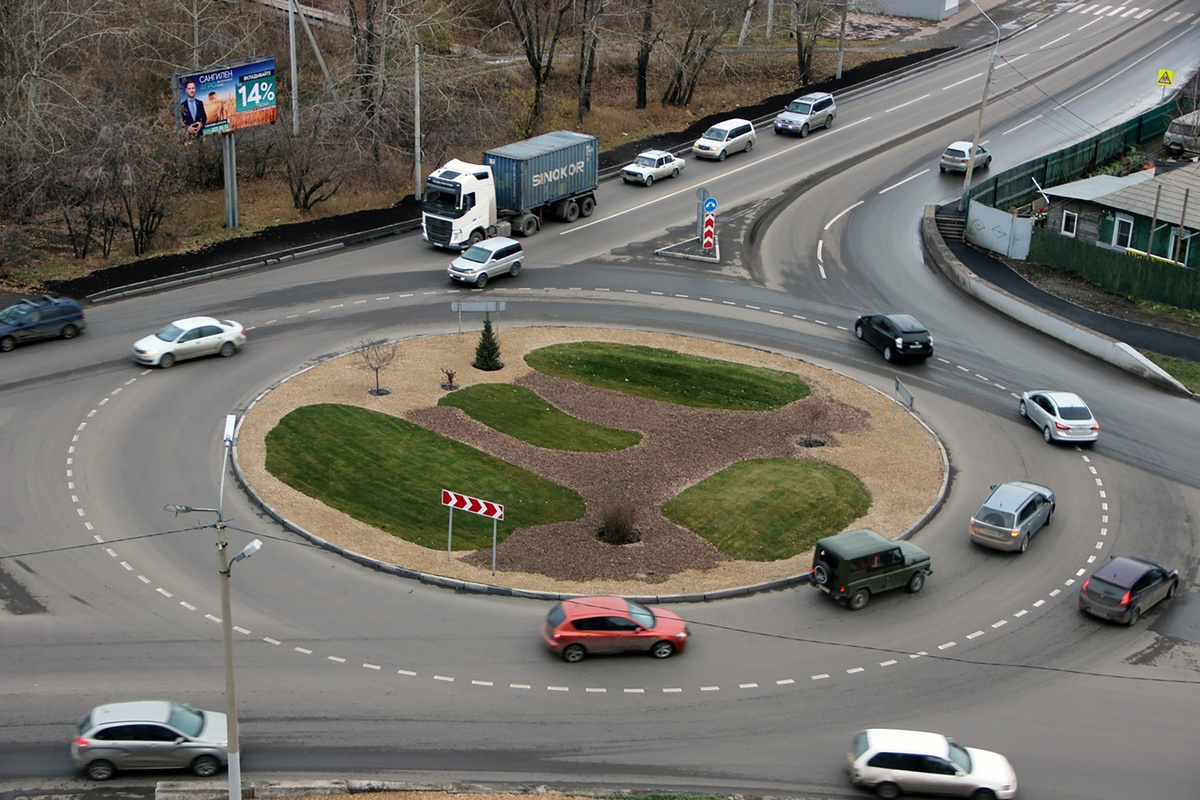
[[222, 134, 239, 229]]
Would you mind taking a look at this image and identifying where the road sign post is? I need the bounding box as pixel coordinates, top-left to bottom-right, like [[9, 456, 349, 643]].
[[441, 489, 505, 573], [701, 196, 718, 250]]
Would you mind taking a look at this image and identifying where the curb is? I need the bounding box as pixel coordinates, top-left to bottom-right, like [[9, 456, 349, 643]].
[[921, 205, 1193, 396]]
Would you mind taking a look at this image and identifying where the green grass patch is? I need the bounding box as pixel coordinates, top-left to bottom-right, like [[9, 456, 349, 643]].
[[438, 383, 641, 451], [265, 404, 585, 549], [663, 459, 871, 561], [1141, 351, 1200, 394], [524, 342, 809, 410]]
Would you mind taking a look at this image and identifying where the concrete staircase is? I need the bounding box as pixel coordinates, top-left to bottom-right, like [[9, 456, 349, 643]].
[[934, 211, 965, 241]]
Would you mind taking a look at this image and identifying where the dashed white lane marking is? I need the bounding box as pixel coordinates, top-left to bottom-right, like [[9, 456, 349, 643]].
[[511, 683, 530, 689], [847, 667, 865, 674], [365, 664, 382, 671], [967, 631, 984, 640], [137, 575, 150, 584], [264, 637, 281, 645], [700, 685, 720, 691], [548, 686, 568, 692], [180, 601, 196, 611], [398, 669, 416, 677], [992, 620, 1008, 629], [328, 656, 346, 663], [880, 659, 898, 666], [471, 679, 491, 685], [1014, 610, 1028, 618], [938, 642, 956, 650], [664, 687, 683, 693], [624, 688, 645, 694], [777, 678, 796, 684], [295, 647, 312, 654], [157, 588, 172, 597], [434, 675, 453, 682], [812, 673, 831, 680], [739, 682, 759, 689]]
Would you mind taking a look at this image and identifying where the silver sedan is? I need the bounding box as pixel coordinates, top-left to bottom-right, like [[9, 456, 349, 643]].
[[1019, 389, 1100, 444], [132, 316, 246, 368]]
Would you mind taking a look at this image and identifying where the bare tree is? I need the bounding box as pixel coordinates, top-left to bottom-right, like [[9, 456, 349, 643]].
[[796, 394, 831, 447], [108, 118, 183, 256], [503, 0, 575, 133], [275, 99, 349, 212], [660, 0, 739, 107], [575, 0, 610, 123], [633, 0, 661, 110], [791, 0, 840, 85], [358, 337, 400, 395]]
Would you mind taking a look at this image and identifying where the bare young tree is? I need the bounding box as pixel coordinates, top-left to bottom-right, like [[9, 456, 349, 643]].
[[791, 0, 840, 84], [275, 99, 349, 212], [503, 0, 575, 133], [575, 0, 610, 123], [660, 0, 739, 107], [110, 118, 184, 256], [633, 0, 661, 110], [358, 337, 400, 395]]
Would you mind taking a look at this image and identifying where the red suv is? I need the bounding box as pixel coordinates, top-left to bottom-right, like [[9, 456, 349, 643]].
[[541, 596, 690, 662]]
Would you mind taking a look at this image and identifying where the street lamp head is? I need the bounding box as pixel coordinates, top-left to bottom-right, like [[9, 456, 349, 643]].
[[164, 503, 191, 515], [231, 538, 263, 566], [223, 414, 237, 444]]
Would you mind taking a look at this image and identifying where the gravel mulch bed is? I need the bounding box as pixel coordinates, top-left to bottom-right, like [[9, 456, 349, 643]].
[[236, 328, 945, 596]]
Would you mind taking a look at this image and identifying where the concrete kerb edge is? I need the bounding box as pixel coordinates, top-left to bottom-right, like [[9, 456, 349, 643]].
[[921, 205, 1192, 396], [228, 335, 954, 604]]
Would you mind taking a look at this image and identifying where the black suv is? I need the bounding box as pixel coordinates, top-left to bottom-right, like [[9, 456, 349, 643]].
[[811, 528, 932, 610], [0, 295, 87, 352]]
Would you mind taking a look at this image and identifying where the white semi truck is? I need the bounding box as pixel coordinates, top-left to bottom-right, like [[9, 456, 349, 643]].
[[421, 130, 599, 249]]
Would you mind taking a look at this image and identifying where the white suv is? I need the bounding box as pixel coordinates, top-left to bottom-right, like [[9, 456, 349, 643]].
[[773, 92, 836, 137], [849, 728, 1018, 800], [448, 236, 524, 288], [692, 118, 756, 161]]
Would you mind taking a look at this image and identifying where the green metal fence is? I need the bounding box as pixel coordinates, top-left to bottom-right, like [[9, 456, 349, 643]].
[[1029, 228, 1200, 312], [967, 103, 1176, 209]]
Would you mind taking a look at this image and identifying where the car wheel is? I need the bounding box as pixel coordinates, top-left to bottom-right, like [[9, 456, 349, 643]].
[[0, 335, 15, 352], [971, 790, 997, 800], [219, 341, 236, 358], [983, 157, 992, 169], [466, 230, 484, 248], [61, 324, 80, 340], [191, 755, 220, 778], [906, 571, 926, 593], [644, 175, 654, 187], [799, 123, 810, 138], [939, 165, 946, 172], [744, 139, 753, 153], [159, 353, 176, 369], [86, 759, 116, 781], [812, 563, 830, 586], [671, 168, 679, 178], [875, 781, 900, 799], [1127, 607, 1141, 626], [1167, 580, 1178, 599], [509, 261, 522, 278], [564, 200, 580, 223], [717, 150, 727, 162], [1043, 426, 1054, 444], [579, 196, 595, 217], [848, 588, 870, 611], [562, 644, 586, 663], [855, 323, 864, 340], [1019, 534, 1030, 554], [883, 345, 895, 362], [1019, 399, 1028, 417], [475, 273, 488, 289], [824, 115, 834, 129], [651, 641, 675, 659]]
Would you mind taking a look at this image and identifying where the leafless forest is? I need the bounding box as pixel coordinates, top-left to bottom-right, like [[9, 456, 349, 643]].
[[0, 0, 852, 276]]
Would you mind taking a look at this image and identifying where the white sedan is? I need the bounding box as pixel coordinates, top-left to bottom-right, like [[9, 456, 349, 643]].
[[621, 149, 685, 186], [132, 316, 246, 368]]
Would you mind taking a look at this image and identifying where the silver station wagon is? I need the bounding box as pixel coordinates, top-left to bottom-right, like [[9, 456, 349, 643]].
[[969, 481, 1056, 553]]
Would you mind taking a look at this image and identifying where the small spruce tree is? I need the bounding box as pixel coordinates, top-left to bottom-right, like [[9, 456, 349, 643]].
[[473, 313, 503, 371]]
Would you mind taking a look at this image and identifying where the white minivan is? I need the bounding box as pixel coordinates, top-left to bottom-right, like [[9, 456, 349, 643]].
[[692, 118, 756, 161]]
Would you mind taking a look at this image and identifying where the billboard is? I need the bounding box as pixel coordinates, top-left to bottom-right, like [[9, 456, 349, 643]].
[[176, 56, 277, 138]]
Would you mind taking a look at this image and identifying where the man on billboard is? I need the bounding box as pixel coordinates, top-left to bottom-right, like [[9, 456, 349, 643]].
[[180, 79, 206, 137]]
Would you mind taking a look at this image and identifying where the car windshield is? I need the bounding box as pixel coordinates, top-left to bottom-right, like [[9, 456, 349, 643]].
[[1058, 405, 1092, 420], [155, 323, 184, 342], [460, 245, 491, 264], [786, 101, 814, 114], [625, 600, 656, 629], [166, 703, 205, 737], [634, 154, 656, 167], [947, 741, 972, 773], [702, 127, 729, 141], [0, 305, 29, 324]]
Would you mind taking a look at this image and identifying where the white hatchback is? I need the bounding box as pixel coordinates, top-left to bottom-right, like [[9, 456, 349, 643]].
[[850, 728, 1017, 800]]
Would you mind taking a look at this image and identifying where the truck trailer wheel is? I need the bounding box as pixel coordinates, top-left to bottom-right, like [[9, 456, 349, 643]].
[[518, 215, 538, 237], [580, 196, 595, 217], [563, 200, 580, 223]]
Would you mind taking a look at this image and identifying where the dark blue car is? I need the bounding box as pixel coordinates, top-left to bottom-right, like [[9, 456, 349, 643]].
[[0, 295, 86, 352]]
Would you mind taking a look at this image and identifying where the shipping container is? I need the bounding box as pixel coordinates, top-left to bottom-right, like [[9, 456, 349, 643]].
[[484, 131, 599, 213]]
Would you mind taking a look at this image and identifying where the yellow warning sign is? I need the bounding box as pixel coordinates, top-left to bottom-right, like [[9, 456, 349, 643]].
[[1158, 69, 1174, 86]]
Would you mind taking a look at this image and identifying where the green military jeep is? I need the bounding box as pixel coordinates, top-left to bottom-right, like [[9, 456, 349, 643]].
[[810, 528, 932, 610]]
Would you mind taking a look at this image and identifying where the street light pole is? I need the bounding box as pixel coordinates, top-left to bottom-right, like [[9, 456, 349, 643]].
[[959, 0, 1002, 212], [166, 414, 259, 800]]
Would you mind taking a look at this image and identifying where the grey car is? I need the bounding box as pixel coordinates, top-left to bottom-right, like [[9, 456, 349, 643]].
[[72, 700, 228, 781], [969, 481, 1055, 553], [448, 235, 524, 288], [1079, 555, 1180, 625], [1019, 389, 1100, 444], [939, 140, 991, 172], [773, 91, 836, 137]]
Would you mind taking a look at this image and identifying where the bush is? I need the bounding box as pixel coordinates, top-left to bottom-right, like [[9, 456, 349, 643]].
[[598, 502, 640, 545]]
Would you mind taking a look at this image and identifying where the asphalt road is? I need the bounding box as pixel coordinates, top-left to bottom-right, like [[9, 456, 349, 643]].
[[3, 3, 1200, 800]]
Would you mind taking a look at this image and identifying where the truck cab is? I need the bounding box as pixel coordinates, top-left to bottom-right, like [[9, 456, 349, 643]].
[[421, 159, 497, 249]]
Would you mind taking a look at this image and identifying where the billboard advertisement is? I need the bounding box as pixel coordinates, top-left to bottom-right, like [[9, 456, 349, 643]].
[[176, 56, 277, 138]]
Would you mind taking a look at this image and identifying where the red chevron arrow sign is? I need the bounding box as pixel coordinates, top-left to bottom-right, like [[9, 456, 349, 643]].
[[441, 489, 504, 520]]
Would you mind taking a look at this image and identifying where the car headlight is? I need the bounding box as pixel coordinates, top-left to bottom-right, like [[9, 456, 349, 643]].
[[894, 337, 904, 347]]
